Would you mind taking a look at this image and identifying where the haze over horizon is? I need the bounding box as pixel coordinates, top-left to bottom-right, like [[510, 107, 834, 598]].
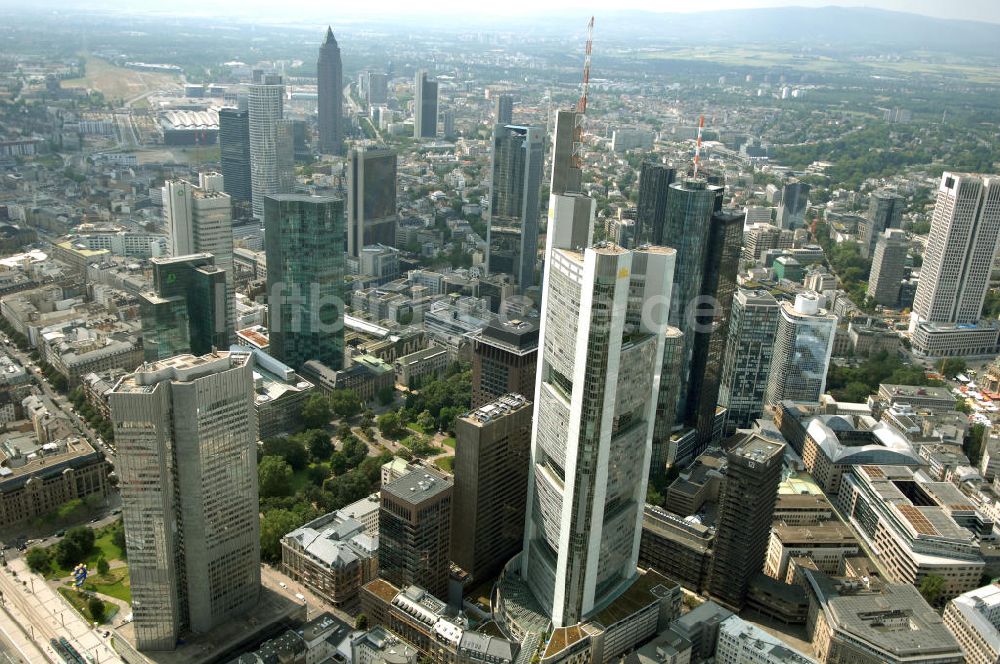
[[3, 0, 999, 25]]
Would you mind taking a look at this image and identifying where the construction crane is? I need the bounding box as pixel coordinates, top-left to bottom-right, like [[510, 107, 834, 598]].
[[576, 16, 595, 114]]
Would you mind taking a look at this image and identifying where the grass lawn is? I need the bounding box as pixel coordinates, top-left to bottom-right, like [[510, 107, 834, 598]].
[[78, 567, 131, 603], [289, 462, 330, 494], [45, 525, 126, 579], [434, 456, 455, 473], [58, 586, 118, 625], [441, 437, 456, 449]]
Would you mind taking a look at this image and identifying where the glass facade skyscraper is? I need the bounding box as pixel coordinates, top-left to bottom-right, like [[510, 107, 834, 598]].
[[487, 124, 545, 288], [140, 254, 229, 362], [765, 293, 837, 406], [414, 70, 438, 138], [317, 27, 343, 155], [264, 194, 346, 370], [635, 162, 677, 246], [109, 352, 260, 651], [219, 107, 251, 217], [347, 147, 397, 257], [718, 289, 780, 435]]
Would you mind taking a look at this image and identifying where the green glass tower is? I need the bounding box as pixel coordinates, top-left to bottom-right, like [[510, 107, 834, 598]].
[[264, 194, 346, 370], [141, 254, 229, 362]]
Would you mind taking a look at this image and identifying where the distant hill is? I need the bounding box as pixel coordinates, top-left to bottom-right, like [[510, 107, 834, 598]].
[[593, 6, 1000, 56]]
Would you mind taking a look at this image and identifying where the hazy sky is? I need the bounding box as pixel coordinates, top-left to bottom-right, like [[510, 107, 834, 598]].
[[7, 0, 1000, 23]]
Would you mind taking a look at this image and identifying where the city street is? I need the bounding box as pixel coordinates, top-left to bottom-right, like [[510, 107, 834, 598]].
[[0, 558, 122, 663], [260, 564, 356, 627]]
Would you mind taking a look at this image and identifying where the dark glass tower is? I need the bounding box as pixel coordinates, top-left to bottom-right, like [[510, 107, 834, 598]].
[[140, 254, 229, 362], [635, 162, 677, 245], [718, 289, 780, 435], [347, 147, 398, 257], [219, 107, 251, 218], [264, 194, 346, 370], [317, 27, 343, 155], [707, 431, 784, 610], [686, 208, 744, 446], [487, 124, 545, 288], [414, 70, 438, 139], [862, 189, 904, 259], [660, 178, 722, 427]]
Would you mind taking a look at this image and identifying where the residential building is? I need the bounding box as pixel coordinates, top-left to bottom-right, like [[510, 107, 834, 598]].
[[317, 27, 343, 155], [264, 194, 346, 370], [716, 615, 816, 664], [803, 569, 965, 664], [765, 293, 837, 406], [943, 583, 1000, 664], [378, 468, 452, 599], [470, 319, 538, 409], [776, 179, 810, 230], [451, 394, 532, 582], [248, 74, 292, 219], [109, 352, 260, 651], [718, 289, 780, 435], [140, 253, 229, 361], [486, 124, 544, 288], [867, 229, 908, 307], [348, 148, 398, 257], [281, 511, 377, 607], [413, 71, 438, 139], [219, 107, 251, 215], [862, 190, 904, 259], [706, 431, 785, 611]]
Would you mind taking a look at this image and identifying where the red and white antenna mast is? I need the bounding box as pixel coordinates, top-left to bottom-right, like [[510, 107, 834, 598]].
[[576, 16, 595, 114], [692, 114, 705, 177]]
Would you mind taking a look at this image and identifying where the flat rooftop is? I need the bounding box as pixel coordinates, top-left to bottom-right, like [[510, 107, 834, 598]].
[[382, 468, 452, 504]]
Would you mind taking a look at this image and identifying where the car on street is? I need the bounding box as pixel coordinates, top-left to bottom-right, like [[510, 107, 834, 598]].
[[279, 582, 287, 589], [295, 593, 305, 601]]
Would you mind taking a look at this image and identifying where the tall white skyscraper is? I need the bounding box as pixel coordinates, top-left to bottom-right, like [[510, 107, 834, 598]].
[[764, 292, 837, 406], [515, 192, 676, 628], [109, 352, 260, 651], [911, 172, 1000, 328], [162, 174, 235, 340], [248, 75, 293, 219]]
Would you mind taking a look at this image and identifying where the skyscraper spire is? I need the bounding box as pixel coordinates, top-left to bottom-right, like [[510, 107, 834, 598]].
[[324, 25, 337, 45]]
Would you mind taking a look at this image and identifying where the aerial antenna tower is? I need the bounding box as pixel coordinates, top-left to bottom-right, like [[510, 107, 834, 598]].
[[692, 114, 705, 177], [572, 17, 595, 171]]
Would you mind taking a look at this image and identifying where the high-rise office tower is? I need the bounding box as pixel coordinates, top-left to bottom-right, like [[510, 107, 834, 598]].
[[518, 191, 676, 627], [775, 179, 810, 230], [635, 162, 677, 245], [379, 468, 452, 599], [442, 109, 455, 139], [862, 189, 904, 259], [659, 178, 722, 425], [219, 107, 251, 217], [162, 174, 235, 339], [317, 27, 343, 155], [764, 292, 837, 406], [868, 229, 908, 307], [109, 351, 260, 651], [911, 173, 1000, 327], [347, 147, 398, 257], [685, 208, 744, 445], [264, 194, 346, 370], [248, 74, 292, 219], [451, 393, 532, 582], [494, 94, 514, 125], [140, 254, 228, 362], [366, 71, 388, 105], [487, 124, 545, 288], [413, 70, 438, 139], [471, 319, 538, 409], [650, 325, 684, 478], [718, 289, 780, 435], [549, 109, 583, 196], [706, 430, 785, 610]]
